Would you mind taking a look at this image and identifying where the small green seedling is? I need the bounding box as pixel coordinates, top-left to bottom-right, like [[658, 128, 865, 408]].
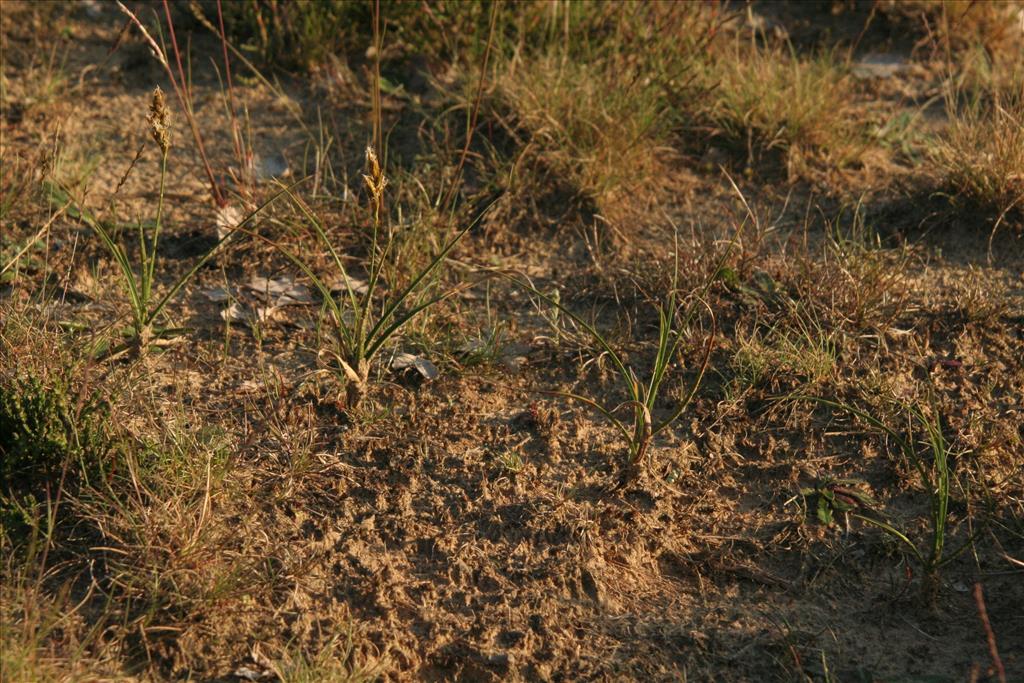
[[511, 249, 715, 487], [800, 477, 877, 529], [800, 393, 979, 598], [496, 450, 525, 474]]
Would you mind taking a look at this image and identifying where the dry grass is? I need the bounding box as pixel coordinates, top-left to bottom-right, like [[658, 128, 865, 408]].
[[932, 86, 1024, 221], [904, 1, 1024, 224], [495, 5, 868, 193], [497, 52, 668, 210], [729, 309, 836, 394], [909, 0, 1024, 65], [490, 2, 712, 220], [697, 40, 863, 178]]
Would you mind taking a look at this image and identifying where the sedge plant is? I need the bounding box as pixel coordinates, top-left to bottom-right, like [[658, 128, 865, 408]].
[[67, 88, 286, 359], [801, 392, 977, 598], [512, 251, 715, 486], [249, 147, 498, 408]]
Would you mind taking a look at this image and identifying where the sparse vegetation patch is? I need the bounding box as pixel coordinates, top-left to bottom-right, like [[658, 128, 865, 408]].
[[1, 1, 1022, 680]]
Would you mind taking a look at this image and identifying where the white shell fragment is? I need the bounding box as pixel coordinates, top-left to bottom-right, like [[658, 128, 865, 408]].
[[256, 152, 290, 180], [201, 286, 231, 303], [220, 302, 278, 323], [851, 53, 908, 80], [329, 275, 370, 296]]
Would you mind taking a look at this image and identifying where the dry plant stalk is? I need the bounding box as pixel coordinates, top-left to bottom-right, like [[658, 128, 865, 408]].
[[973, 582, 1007, 683]]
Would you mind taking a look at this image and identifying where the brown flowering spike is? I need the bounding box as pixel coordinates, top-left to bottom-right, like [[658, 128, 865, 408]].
[[147, 86, 171, 154], [363, 145, 387, 223]]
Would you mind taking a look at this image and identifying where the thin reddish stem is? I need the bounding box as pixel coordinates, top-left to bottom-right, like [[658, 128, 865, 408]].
[[973, 582, 1007, 683], [161, 0, 224, 206], [216, 0, 243, 165]]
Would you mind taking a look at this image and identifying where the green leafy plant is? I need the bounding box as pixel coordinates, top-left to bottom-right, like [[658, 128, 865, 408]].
[[495, 450, 525, 475], [512, 254, 715, 486], [0, 370, 110, 547], [799, 477, 877, 528], [802, 394, 977, 596]]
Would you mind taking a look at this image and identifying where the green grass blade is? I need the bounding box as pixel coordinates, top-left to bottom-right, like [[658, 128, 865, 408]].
[[645, 306, 673, 405], [230, 223, 353, 352], [542, 390, 634, 444], [363, 286, 461, 360], [934, 527, 983, 569], [137, 217, 150, 308], [851, 513, 926, 567], [918, 399, 950, 567], [363, 195, 501, 354], [651, 300, 715, 437], [505, 274, 637, 403], [148, 180, 310, 326], [147, 151, 169, 294], [69, 190, 144, 327], [796, 396, 917, 463], [280, 186, 364, 330]]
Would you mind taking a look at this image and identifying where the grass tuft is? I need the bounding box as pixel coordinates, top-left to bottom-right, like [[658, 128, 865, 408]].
[[800, 391, 978, 601], [512, 241, 716, 486], [492, 2, 711, 217], [698, 41, 862, 178], [932, 85, 1024, 224]]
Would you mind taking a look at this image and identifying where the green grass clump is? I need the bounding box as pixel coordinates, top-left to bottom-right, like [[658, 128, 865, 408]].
[[58, 87, 288, 359], [729, 309, 836, 394], [247, 148, 497, 409], [497, 52, 666, 206], [801, 393, 977, 600], [514, 245, 715, 486], [262, 632, 383, 683]]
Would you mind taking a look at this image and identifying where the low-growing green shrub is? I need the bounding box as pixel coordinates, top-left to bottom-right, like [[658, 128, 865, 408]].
[[0, 374, 108, 488], [1, 370, 110, 544], [212, 0, 370, 70]]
